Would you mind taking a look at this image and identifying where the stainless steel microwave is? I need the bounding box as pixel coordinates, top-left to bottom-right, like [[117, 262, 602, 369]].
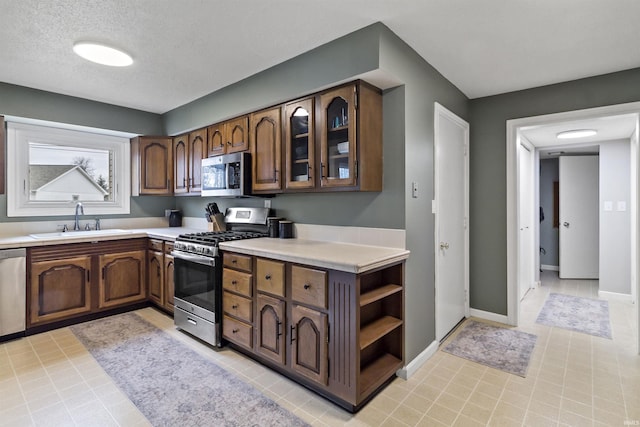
[[201, 152, 251, 197]]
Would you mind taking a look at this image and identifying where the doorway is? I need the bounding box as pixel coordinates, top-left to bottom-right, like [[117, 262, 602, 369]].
[[506, 103, 640, 354]]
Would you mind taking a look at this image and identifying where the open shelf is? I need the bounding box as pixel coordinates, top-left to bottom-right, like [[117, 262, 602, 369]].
[[360, 316, 403, 350], [359, 353, 402, 398], [360, 284, 402, 307]]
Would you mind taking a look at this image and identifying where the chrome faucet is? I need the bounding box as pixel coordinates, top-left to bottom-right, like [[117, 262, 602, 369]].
[[74, 202, 84, 231]]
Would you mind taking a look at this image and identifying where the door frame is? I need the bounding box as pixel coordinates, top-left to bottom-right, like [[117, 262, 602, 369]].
[[434, 102, 470, 341], [506, 102, 640, 354]]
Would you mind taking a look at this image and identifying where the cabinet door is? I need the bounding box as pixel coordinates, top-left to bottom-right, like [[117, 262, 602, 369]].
[[29, 256, 92, 325], [226, 116, 249, 153], [207, 123, 226, 157], [188, 128, 207, 193], [256, 294, 286, 365], [164, 252, 175, 313], [319, 85, 357, 188], [285, 99, 315, 190], [291, 304, 328, 385], [251, 107, 282, 192], [173, 134, 189, 194], [98, 250, 146, 308], [147, 250, 164, 306], [138, 137, 173, 195]]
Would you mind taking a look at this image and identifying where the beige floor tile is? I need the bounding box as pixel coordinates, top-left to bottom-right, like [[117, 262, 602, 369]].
[[558, 408, 594, 426], [561, 396, 593, 419], [434, 391, 467, 413], [426, 403, 458, 426], [460, 401, 492, 425], [390, 403, 424, 426], [523, 411, 558, 427], [454, 414, 487, 427], [466, 391, 497, 411]]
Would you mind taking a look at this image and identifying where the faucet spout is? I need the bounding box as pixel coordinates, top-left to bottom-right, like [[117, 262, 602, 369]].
[[74, 202, 84, 231]]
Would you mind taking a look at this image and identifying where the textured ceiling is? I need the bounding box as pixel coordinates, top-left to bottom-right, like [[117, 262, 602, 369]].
[[1, 0, 639, 114]]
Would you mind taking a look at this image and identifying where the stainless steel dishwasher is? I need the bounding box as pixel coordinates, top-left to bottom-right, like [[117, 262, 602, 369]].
[[0, 248, 26, 339]]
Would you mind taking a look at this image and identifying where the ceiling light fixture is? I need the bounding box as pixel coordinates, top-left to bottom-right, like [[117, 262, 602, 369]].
[[73, 42, 133, 67], [556, 129, 597, 140]]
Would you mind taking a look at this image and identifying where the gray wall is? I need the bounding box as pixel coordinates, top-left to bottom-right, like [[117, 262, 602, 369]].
[[165, 23, 469, 363], [600, 140, 631, 295], [540, 158, 559, 267], [0, 82, 168, 221], [469, 68, 640, 314]]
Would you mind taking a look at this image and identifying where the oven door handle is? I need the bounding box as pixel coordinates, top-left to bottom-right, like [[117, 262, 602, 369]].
[[171, 251, 216, 267]]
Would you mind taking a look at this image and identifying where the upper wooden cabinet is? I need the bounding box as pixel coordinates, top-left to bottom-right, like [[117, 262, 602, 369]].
[[173, 128, 207, 194], [131, 136, 173, 196], [250, 107, 282, 193], [284, 98, 315, 190], [207, 116, 249, 157], [318, 82, 382, 192]]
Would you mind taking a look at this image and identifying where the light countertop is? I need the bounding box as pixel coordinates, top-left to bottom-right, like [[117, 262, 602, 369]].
[[219, 238, 409, 274], [0, 227, 199, 250]]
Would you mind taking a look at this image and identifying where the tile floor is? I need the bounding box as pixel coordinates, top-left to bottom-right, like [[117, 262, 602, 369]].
[[1, 271, 638, 426]]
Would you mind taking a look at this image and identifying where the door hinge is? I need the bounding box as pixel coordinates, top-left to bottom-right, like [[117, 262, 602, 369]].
[[354, 87, 358, 109], [463, 217, 468, 229], [354, 160, 358, 180], [327, 323, 330, 343], [464, 144, 468, 156], [465, 289, 469, 303], [327, 358, 330, 376]]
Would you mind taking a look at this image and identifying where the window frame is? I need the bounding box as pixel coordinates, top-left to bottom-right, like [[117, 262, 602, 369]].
[[6, 119, 134, 217]]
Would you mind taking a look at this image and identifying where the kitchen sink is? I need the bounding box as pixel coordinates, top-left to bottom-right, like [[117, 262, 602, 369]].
[[29, 229, 134, 239]]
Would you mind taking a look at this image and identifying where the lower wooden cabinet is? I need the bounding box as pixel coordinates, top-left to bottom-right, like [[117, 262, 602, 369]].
[[29, 256, 92, 325], [27, 239, 148, 328], [147, 239, 175, 314], [221, 251, 405, 412]]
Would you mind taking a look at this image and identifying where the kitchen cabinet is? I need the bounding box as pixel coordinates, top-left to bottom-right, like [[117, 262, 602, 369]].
[[207, 116, 249, 156], [250, 107, 282, 193], [222, 252, 254, 350], [29, 256, 92, 325], [220, 250, 404, 412], [28, 239, 148, 328], [284, 98, 315, 190], [318, 82, 382, 191], [130, 136, 173, 195], [147, 239, 175, 314], [173, 128, 207, 194], [98, 250, 146, 309]]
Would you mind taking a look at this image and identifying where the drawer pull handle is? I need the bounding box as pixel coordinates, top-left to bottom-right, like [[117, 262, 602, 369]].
[[231, 259, 237, 264], [232, 328, 239, 334], [277, 321, 282, 337], [232, 304, 238, 309], [265, 274, 271, 280], [290, 325, 296, 343], [304, 284, 311, 290], [187, 318, 197, 326], [231, 280, 238, 285]]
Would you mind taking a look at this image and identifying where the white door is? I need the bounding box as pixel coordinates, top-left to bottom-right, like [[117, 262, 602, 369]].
[[518, 141, 535, 300], [559, 156, 599, 279], [434, 103, 469, 341]]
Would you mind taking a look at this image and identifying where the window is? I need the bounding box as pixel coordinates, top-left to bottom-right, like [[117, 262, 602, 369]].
[[6, 119, 133, 217]]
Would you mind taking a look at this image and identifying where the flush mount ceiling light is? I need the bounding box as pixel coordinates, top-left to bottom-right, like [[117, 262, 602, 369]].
[[556, 129, 597, 140], [73, 42, 133, 67]]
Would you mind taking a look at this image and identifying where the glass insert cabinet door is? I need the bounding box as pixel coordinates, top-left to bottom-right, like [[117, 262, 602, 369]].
[[285, 98, 315, 189], [319, 85, 357, 188]]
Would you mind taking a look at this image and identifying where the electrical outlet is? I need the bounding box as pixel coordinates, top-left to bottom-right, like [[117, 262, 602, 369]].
[[264, 199, 271, 208], [165, 209, 171, 217]]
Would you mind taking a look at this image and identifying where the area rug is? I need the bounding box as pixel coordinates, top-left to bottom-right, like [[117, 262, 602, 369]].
[[442, 320, 537, 377], [71, 313, 309, 427], [536, 293, 612, 339]]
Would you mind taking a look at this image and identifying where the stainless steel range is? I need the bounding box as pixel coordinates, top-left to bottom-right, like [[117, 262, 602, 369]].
[[172, 207, 269, 346]]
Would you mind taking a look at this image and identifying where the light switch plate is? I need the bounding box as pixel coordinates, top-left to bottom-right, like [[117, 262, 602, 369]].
[[604, 201, 613, 211]]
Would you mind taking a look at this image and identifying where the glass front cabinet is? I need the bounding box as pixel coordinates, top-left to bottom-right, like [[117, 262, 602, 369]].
[[284, 98, 315, 190]]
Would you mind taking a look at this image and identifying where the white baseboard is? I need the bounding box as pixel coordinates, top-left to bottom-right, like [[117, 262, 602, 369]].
[[598, 290, 633, 302], [396, 340, 438, 380], [469, 308, 510, 325], [541, 264, 559, 271]]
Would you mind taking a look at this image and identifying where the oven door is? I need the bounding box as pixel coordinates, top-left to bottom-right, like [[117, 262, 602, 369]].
[[172, 250, 220, 323]]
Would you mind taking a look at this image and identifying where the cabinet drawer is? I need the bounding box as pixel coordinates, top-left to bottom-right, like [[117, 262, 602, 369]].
[[256, 258, 285, 297], [223, 291, 252, 322], [148, 239, 164, 251], [164, 242, 174, 254], [223, 315, 253, 349], [223, 253, 252, 272], [223, 268, 252, 297], [292, 265, 327, 309]]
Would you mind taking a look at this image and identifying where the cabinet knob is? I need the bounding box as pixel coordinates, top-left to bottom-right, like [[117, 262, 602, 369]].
[[303, 283, 311, 290], [227, 141, 231, 146], [232, 304, 238, 309], [231, 280, 238, 285], [231, 259, 237, 264], [232, 328, 238, 334], [265, 274, 271, 280]]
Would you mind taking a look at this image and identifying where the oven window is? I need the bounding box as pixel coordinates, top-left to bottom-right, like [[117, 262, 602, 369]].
[[174, 256, 217, 312]]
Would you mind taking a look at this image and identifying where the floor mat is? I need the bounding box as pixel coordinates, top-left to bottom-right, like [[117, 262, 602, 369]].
[[442, 320, 537, 377], [536, 292, 612, 339], [71, 312, 309, 427]]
